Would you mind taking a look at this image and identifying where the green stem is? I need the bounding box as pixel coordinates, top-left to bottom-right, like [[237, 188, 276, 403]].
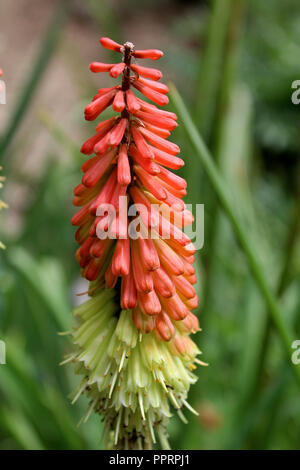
[[227, 365, 290, 449], [200, 0, 245, 329], [196, 0, 233, 139], [169, 84, 300, 385], [249, 158, 300, 394], [277, 160, 300, 297], [38, 109, 80, 163], [241, 158, 300, 435], [212, 0, 245, 161], [0, 1, 70, 162], [226, 161, 300, 447]]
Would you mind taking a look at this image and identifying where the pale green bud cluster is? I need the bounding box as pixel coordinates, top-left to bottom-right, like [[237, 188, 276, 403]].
[[63, 290, 203, 449]]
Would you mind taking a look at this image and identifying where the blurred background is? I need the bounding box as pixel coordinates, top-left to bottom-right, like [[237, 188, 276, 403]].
[[0, 0, 300, 450]]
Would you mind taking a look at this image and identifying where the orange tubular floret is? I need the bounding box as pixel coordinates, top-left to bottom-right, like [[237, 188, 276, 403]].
[[131, 241, 154, 294], [133, 109, 178, 131], [137, 236, 160, 272], [117, 144, 131, 186], [152, 267, 175, 298], [133, 49, 164, 60], [138, 290, 161, 316], [99, 37, 122, 52], [109, 62, 125, 78], [121, 268, 138, 310], [111, 238, 130, 276], [112, 91, 126, 112], [130, 63, 162, 81], [155, 311, 175, 341], [126, 89, 140, 113], [133, 307, 155, 333], [90, 62, 114, 73], [136, 76, 169, 94], [133, 80, 169, 106]]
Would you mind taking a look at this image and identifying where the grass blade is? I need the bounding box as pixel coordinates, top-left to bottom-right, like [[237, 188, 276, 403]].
[[169, 84, 300, 386]]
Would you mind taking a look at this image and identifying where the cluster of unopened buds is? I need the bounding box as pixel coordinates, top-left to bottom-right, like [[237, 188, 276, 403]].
[[64, 37, 206, 450]]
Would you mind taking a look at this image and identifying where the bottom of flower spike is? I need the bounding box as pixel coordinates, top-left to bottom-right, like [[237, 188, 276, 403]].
[[65, 289, 203, 449]]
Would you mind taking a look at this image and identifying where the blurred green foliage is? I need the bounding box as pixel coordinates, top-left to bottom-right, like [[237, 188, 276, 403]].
[[0, 0, 300, 450]]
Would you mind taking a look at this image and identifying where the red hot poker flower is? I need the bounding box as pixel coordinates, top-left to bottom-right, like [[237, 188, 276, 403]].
[[72, 38, 199, 342], [66, 38, 207, 451]]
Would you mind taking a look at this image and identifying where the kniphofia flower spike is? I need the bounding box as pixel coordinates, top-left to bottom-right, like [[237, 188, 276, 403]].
[[65, 38, 206, 450]]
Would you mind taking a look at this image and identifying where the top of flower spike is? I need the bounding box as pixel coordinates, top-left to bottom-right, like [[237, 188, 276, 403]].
[[99, 37, 164, 60], [86, 37, 173, 124]]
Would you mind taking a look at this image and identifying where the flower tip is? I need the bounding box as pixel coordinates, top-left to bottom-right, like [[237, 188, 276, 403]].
[[99, 37, 122, 53], [89, 62, 99, 72], [109, 62, 126, 78], [80, 143, 88, 154], [155, 312, 175, 342], [89, 62, 112, 73], [133, 49, 164, 60]]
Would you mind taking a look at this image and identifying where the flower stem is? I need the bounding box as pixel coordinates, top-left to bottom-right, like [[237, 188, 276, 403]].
[[199, 0, 245, 330], [169, 84, 300, 386], [247, 159, 300, 399], [196, 0, 233, 139]]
